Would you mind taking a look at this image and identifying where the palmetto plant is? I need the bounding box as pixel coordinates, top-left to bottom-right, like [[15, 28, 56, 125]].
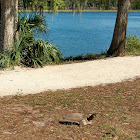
[[20, 39, 61, 67], [27, 14, 49, 33], [0, 14, 61, 68], [17, 14, 61, 67]]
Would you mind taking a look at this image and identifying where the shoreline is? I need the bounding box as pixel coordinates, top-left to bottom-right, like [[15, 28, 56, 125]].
[[19, 10, 140, 13]]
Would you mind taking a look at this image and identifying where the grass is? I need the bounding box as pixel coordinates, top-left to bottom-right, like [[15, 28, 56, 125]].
[[126, 34, 140, 56], [1, 35, 140, 69], [61, 52, 107, 64], [60, 34, 140, 64], [0, 78, 140, 139]]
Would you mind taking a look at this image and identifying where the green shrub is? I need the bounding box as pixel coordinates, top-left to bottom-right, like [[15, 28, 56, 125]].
[[62, 52, 107, 62], [16, 15, 61, 67], [0, 14, 61, 68], [126, 34, 140, 53], [20, 39, 61, 67], [0, 51, 11, 69], [27, 15, 49, 34]]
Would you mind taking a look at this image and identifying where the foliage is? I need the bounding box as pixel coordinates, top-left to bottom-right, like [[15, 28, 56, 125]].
[[20, 39, 61, 67], [126, 34, 140, 54], [131, 0, 140, 10], [49, 0, 66, 14], [16, 15, 61, 67], [62, 52, 107, 62], [21, 0, 66, 14], [63, 0, 139, 10], [27, 15, 48, 33], [20, 0, 140, 11], [0, 51, 11, 69], [0, 15, 61, 68]]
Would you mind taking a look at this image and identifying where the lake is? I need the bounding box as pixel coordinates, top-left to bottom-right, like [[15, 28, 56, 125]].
[[37, 12, 140, 57]]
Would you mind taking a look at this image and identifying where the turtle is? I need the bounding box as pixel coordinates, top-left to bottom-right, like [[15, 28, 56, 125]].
[[59, 113, 96, 126]]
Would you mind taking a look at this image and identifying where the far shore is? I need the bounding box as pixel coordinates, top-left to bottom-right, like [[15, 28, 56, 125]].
[[19, 9, 140, 13]]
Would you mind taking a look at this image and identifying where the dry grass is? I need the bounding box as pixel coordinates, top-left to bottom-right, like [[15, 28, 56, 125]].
[[0, 78, 140, 140]]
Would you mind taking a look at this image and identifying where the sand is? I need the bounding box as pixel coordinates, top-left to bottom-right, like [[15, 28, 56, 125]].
[[0, 56, 140, 97]]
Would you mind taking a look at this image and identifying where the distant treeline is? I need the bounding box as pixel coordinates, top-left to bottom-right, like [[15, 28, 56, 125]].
[[63, 0, 118, 10], [63, 0, 140, 10], [19, 0, 140, 11]]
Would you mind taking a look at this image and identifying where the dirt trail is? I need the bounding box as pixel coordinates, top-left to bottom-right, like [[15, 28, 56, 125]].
[[1, 56, 140, 97]]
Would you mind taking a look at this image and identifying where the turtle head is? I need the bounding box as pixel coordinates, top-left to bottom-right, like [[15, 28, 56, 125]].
[[80, 113, 97, 126], [87, 113, 97, 121]]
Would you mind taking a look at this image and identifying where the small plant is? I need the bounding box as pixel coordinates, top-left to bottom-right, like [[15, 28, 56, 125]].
[[126, 34, 140, 54], [0, 51, 11, 69], [21, 39, 61, 67]]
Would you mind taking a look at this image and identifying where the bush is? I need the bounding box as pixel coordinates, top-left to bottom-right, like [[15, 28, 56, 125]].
[[126, 34, 140, 53], [0, 51, 11, 69], [20, 39, 61, 67], [0, 15, 61, 68]]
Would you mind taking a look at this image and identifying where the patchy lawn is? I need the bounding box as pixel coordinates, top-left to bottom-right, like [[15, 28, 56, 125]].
[[0, 78, 140, 140]]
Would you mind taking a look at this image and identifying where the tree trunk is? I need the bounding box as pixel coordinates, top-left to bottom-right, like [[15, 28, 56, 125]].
[[0, 0, 18, 52], [107, 0, 131, 56]]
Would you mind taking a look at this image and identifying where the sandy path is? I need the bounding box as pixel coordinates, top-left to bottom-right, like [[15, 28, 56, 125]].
[[0, 56, 140, 97]]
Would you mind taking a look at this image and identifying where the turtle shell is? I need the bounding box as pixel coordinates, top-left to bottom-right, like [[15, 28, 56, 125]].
[[59, 113, 90, 126], [62, 113, 85, 122]]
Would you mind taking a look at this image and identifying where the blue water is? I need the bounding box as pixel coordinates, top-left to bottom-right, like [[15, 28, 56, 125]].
[[31, 12, 140, 57]]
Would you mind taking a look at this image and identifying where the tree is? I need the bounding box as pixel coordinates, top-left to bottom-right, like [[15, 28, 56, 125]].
[[0, 0, 136, 56], [0, 0, 65, 52], [131, 0, 140, 10], [0, 0, 18, 52], [107, 0, 134, 56]]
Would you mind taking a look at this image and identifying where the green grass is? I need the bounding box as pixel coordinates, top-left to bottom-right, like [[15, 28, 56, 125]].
[[61, 52, 107, 64], [130, 10, 140, 12], [126, 34, 140, 55]]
